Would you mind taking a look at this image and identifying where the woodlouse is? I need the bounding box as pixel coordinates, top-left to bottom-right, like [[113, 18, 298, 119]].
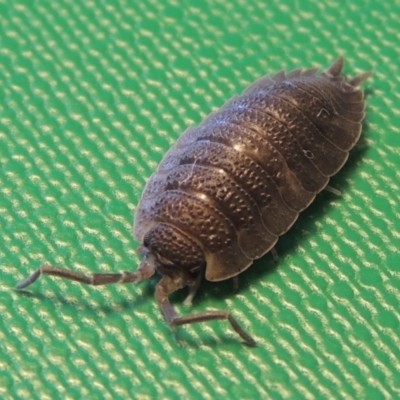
[[16, 57, 370, 346]]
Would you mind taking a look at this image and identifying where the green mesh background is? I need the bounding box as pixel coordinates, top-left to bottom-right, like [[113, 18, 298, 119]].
[[1, 0, 399, 399]]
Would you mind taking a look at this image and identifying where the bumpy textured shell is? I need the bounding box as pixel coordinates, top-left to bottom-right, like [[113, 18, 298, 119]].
[[134, 61, 367, 282]]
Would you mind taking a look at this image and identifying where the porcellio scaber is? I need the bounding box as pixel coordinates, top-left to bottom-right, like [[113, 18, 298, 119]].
[[16, 57, 370, 346]]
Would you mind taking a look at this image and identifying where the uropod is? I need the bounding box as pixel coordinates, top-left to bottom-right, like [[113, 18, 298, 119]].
[[16, 57, 370, 346]]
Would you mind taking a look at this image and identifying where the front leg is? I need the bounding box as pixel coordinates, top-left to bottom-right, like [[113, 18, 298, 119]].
[[155, 275, 257, 346]]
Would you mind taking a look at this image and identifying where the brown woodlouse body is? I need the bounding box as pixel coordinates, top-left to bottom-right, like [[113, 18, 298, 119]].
[[16, 57, 370, 346]]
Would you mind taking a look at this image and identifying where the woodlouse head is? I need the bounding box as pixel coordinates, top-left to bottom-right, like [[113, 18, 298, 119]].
[[140, 223, 205, 283]]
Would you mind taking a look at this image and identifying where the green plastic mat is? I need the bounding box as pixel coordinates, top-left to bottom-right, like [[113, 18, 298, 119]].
[[1, 0, 399, 398]]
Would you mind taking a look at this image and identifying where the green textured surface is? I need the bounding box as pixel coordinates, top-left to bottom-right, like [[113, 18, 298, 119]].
[[1, 0, 399, 398]]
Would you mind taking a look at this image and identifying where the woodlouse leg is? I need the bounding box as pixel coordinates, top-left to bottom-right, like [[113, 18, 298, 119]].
[[15, 262, 155, 290], [324, 185, 342, 196], [183, 272, 203, 306], [156, 275, 257, 346], [232, 276, 239, 293], [271, 247, 279, 262]]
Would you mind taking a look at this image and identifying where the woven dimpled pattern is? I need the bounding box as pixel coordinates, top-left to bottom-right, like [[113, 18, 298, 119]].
[[134, 58, 368, 282], [3, 0, 400, 397]]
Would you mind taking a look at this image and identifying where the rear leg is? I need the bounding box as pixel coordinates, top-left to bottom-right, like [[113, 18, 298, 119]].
[[324, 185, 342, 196], [156, 275, 257, 346], [271, 247, 279, 262], [232, 275, 239, 293]]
